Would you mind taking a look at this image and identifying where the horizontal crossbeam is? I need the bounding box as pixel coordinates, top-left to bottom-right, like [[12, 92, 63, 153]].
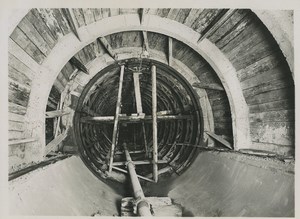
[[113, 159, 168, 166], [45, 109, 71, 118], [80, 114, 193, 123]]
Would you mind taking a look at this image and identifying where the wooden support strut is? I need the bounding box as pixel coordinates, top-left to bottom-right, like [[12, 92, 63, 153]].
[[80, 114, 193, 123], [151, 65, 158, 183], [142, 31, 149, 52], [108, 65, 125, 172], [45, 132, 68, 155], [113, 159, 168, 166], [205, 131, 233, 149], [69, 57, 89, 74], [139, 8, 146, 25], [123, 143, 152, 216], [99, 37, 117, 60], [133, 72, 149, 157], [192, 82, 224, 91], [168, 37, 173, 66], [198, 9, 236, 42], [61, 9, 81, 41], [45, 109, 71, 118]]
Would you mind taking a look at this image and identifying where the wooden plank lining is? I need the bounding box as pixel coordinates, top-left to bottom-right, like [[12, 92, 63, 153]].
[[26, 10, 57, 48], [9, 102, 27, 115], [8, 79, 30, 107], [8, 53, 34, 81], [10, 27, 46, 64], [36, 9, 64, 39], [18, 17, 52, 56], [8, 66, 32, 87]]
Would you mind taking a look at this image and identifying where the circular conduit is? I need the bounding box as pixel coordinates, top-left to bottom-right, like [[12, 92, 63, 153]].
[[74, 58, 203, 181]]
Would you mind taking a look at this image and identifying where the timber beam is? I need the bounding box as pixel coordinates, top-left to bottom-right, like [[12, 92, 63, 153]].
[[142, 31, 149, 52], [61, 8, 81, 41], [69, 57, 89, 74], [98, 37, 117, 60], [168, 37, 173, 66], [45, 109, 71, 118], [205, 131, 233, 149], [198, 9, 236, 42], [80, 114, 193, 123], [108, 65, 125, 172], [152, 65, 158, 183], [139, 8, 147, 25], [113, 159, 168, 166], [192, 82, 224, 91], [45, 132, 68, 155]]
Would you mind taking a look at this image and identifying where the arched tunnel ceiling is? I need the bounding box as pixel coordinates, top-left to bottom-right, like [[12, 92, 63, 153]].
[[8, 8, 294, 175]]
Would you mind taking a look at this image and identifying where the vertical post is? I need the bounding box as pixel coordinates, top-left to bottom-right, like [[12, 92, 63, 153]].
[[168, 37, 173, 66], [54, 93, 64, 138], [133, 73, 143, 114], [151, 65, 158, 182], [108, 65, 125, 172], [133, 72, 149, 157], [123, 143, 152, 216]]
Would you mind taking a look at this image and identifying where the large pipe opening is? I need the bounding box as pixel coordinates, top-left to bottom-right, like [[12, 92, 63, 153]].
[[74, 59, 203, 182]]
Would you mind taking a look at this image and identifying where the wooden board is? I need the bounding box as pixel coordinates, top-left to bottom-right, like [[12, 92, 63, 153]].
[[9, 102, 27, 115], [174, 9, 191, 23], [249, 99, 294, 113], [82, 8, 95, 25], [9, 130, 24, 140], [110, 8, 120, 17], [250, 122, 294, 146], [9, 120, 25, 132], [18, 17, 51, 56], [8, 66, 32, 88], [92, 9, 103, 21], [26, 10, 57, 48], [9, 112, 25, 123], [36, 9, 64, 39], [72, 9, 85, 27], [52, 9, 71, 35], [8, 53, 34, 81], [191, 9, 223, 34], [242, 77, 293, 99], [101, 8, 110, 18], [156, 9, 171, 17], [237, 52, 284, 82], [9, 138, 36, 146], [228, 41, 279, 72], [45, 132, 68, 155], [8, 79, 30, 107], [167, 9, 181, 20], [245, 87, 294, 106], [208, 9, 249, 43], [249, 109, 294, 123], [183, 9, 204, 27], [216, 13, 254, 49], [53, 79, 65, 94], [10, 27, 46, 64]]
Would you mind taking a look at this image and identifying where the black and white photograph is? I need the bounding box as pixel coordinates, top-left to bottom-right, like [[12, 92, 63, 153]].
[[1, 1, 298, 217]]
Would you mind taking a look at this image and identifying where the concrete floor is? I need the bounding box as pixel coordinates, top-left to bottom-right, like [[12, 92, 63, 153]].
[[9, 156, 122, 216], [145, 151, 294, 217], [9, 152, 294, 217]]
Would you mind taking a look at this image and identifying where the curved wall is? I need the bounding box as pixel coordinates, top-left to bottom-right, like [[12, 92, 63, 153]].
[[8, 8, 294, 176]]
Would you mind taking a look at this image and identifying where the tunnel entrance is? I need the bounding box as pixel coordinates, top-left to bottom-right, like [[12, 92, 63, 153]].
[[74, 58, 203, 182]]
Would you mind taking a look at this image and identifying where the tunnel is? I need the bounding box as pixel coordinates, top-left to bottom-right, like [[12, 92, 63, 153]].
[[7, 8, 295, 217]]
